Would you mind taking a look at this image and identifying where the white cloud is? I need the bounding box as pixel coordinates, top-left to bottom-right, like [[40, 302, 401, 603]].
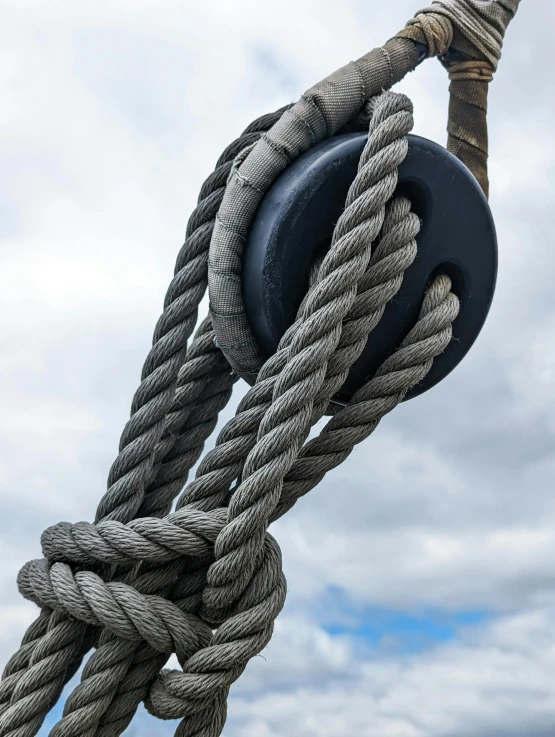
[[223, 606, 555, 737], [130, 606, 555, 737], [1, 0, 555, 736]]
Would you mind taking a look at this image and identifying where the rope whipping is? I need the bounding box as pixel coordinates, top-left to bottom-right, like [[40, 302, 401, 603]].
[[0, 2, 520, 736]]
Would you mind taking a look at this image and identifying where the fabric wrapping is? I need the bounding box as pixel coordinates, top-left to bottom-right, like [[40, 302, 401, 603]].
[[209, 0, 521, 387], [209, 38, 421, 382]]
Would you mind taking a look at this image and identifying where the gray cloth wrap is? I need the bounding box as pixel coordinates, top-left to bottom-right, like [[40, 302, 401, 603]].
[[209, 1, 521, 382], [208, 39, 421, 383], [423, 0, 520, 69]]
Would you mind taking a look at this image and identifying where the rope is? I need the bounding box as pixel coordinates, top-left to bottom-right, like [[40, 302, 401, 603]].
[[0, 2, 520, 735]]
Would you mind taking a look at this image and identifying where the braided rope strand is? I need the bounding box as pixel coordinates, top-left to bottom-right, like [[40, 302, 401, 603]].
[[145, 273, 458, 730]]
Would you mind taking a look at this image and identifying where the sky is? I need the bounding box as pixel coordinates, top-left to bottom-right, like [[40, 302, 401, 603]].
[[1, 0, 555, 735]]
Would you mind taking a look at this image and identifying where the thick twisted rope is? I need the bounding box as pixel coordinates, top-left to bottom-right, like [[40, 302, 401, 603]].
[[0, 2, 520, 735], [3, 90, 458, 737]]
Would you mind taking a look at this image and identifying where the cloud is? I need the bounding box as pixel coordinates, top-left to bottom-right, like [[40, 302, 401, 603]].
[[1, 0, 555, 736]]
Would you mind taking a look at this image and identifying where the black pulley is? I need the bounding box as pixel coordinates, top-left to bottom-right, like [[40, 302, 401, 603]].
[[243, 133, 497, 403]]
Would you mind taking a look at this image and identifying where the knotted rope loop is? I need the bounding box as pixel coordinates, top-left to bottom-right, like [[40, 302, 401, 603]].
[[423, 0, 519, 71], [399, 1, 519, 71], [1, 90, 460, 737]]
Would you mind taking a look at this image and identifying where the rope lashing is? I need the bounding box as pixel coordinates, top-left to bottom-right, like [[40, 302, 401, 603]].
[[0, 2, 519, 737], [397, 0, 520, 197]]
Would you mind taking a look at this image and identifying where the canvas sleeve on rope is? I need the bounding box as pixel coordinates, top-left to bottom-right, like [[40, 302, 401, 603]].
[[209, 0, 520, 382]]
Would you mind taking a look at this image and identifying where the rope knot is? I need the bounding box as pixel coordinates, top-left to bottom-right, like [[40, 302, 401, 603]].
[[397, 1, 520, 79], [405, 12, 454, 58], [418, 1, 519, 71]]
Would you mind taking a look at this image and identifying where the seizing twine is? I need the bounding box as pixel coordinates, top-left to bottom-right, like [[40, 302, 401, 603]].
[[0, 2, 520, 736]]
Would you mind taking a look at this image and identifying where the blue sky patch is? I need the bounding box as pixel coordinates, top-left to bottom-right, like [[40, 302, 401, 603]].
[[315, 586, 490, 654]]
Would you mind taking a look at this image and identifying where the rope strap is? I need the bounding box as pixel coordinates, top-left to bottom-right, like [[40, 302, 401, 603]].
[[209, 0, 520, 382], [0, 2, 520, 736], [398, 0, 520, 196]]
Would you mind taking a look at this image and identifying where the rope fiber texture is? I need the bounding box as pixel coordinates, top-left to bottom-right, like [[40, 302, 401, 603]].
[[0, 1, 520, 735]]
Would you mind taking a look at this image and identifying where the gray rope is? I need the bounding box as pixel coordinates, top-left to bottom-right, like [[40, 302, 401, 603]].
[[145, 286, 459, 729], [0, 88, 462, 737], [0, 317, 234, 734], [18, 561, 212, 664], [21, 264, 457, 736]]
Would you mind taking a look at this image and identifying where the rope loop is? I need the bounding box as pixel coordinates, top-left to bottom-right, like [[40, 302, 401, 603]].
[[0, 90, 460, 737]]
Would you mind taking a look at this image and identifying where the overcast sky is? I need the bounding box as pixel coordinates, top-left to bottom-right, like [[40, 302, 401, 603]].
[[1, 1, 555, 736]]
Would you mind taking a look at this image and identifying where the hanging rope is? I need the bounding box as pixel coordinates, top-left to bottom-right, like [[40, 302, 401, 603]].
[[0, 2, 520, 736]]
